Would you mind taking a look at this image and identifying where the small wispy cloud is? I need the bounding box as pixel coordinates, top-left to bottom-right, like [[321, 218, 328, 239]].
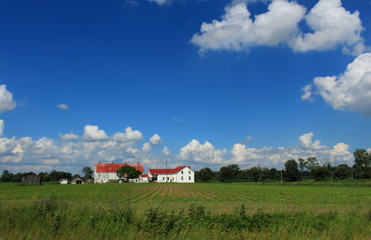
[[57, 104, 69, 110], [171, 116, 186, 123], [240, 136, 254, 144]]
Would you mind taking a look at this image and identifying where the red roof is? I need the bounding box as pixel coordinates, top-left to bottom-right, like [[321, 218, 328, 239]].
[[95, 163, 144, 173], [149, 166, 190, 175], [140, 174, 149, 178]]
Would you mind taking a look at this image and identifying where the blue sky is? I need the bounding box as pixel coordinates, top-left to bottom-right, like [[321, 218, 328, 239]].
[[0, 0, 370, 174]]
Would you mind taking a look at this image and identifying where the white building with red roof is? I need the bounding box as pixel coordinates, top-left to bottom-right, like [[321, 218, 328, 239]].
[[148, 166, 194, 183], [94, 162, 144, 183]]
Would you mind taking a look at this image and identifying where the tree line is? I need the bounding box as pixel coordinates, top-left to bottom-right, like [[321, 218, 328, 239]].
[[195, 149, 370, 182], [0, 167, 94, 183]]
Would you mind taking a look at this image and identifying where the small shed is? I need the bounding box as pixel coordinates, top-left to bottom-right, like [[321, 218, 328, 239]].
[[71, 177, 83, 184], [21, 172, 42, 185], [59, 178, 69, 184]]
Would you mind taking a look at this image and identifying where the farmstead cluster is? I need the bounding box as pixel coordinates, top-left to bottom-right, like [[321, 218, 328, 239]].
[[94, 162, 195, 183]]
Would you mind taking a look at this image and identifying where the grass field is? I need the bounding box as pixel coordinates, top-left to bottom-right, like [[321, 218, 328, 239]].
[[1, 182, 370, 239]]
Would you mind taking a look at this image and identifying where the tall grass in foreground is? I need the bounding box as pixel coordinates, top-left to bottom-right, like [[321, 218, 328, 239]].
[[0, 195, 370, 240]]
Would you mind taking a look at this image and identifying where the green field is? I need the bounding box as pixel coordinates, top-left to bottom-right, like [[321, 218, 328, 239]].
[[1, 182, 370, 239]]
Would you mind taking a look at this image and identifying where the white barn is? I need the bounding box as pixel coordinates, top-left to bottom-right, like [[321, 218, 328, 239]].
[[148, 166, 194, 183]]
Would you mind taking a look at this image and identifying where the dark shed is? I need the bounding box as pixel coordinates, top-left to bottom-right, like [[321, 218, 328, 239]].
[[21, 172, 42, 185]]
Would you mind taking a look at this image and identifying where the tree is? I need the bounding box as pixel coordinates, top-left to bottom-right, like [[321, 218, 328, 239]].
[[38, 172, 50, 182], [246, 167, 261, 182], [312, 167, 331, 181], [284, 159, 300, 181], [353, 149, 371, 179], [116, 165, 141, 181], [298, 158, 306, 173], [49, 170, 72, 181], [198, 167, 214, 182], [0, 170, 12, 182], [218, 164, 240, 182], [305, 157, 319, 171], [333, 164, 352, 180], [81, 166, 94, 180]]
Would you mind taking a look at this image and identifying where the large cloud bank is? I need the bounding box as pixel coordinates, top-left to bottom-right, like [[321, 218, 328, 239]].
[[0, 119, 355, 173], [191, 0, 367, 55], [302, 52, 371, 115]]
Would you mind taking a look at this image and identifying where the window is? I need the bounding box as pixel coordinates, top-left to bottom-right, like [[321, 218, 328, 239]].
[[189, 171, 191, 174], [163, 177, 164, 180], [189, 176, 191, 180], [181, 171, 183, 174], [181, 176, 183, 180]]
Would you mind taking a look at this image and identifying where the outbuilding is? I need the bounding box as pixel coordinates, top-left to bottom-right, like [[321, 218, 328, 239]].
[[59, 178, 69, 184], [21, 172, 42, 185], [71, 177, 83, 184]]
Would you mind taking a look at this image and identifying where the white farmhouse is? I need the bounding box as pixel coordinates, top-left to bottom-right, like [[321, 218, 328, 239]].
[[148, 166, 195, 183], [59, 178, 69, 184], [94, 162, 144, 183]]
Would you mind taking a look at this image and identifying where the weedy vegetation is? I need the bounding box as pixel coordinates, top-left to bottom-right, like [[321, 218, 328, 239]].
[[0, 182, 370, 239]]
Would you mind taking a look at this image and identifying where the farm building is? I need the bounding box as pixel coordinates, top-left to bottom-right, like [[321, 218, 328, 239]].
[[71, 177, 83, 184], [148, 166, 194, 183], [59, 178, 69, 184], [138, 174, 149, 183], [94, 162, 144, 183], [21, 172, 42, 185]]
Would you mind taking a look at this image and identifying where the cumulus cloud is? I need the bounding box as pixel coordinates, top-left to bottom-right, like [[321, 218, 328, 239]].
[[0, 120, 357, 173], [0, 85, 16, 113], [0, 122, 163, 173], [56, 104, 69, 110], [149, 134, 162, 146], [83, 125, 108, 141], [113, 127, 143, 142], [289, 0, 365, 55], [302, 53, 371, 115], [191, 0, 367, 55], [178, 139, 227, 164], [142, 142, 152, 152], [299, 132, 322, 149], [229, 132, 353, 167], [0, 120, 4, 136], [59, 132, 79, 140], [301, 84, 313, 101], [162, 146, 170, 155]]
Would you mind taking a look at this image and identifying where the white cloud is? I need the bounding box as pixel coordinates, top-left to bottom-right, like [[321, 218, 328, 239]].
[[56, 104, 69, 110], [289, 0, 365, 55], [0, 120, 4, 136], [149, 133, 162, 146], [83, 125, 108, 141], [178, 139, 227, 164], [302, 53, 371, 115], [148, 0, 170, 5], [162, 146, 170, 155], [301, 84, 313, 101], [0, 121, 357, 173], [191, 0, 367, 55], [229, 133, 353, 167], [142, 142, 152, 152], [59, 132, 79, 140], [113, 127, 143, 142], [0, 85, 16, 113], [299, 132, 322, 149]]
